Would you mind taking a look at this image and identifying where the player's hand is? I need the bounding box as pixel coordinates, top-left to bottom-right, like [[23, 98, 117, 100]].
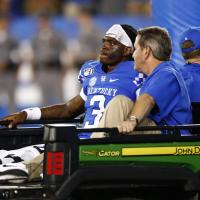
[[0, 111, 27, 128], [117, 119, 137, 134]]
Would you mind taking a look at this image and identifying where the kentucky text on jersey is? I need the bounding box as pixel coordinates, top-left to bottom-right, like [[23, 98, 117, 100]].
[[78, 60, 146, 137], [87, 87, 117, 97]]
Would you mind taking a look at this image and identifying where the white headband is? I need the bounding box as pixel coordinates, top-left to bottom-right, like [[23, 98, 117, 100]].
[[105, 24, 133, 48]]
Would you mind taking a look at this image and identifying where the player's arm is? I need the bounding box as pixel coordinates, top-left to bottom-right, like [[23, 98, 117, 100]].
[[41, 95, 85, 119], [0, 95, 85, 128]]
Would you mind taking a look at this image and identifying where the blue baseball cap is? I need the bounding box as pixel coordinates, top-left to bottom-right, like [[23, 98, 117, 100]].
[[180, 27, 200, 55]]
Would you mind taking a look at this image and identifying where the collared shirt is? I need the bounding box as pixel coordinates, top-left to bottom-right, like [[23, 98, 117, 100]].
[[140, 61, 192, 134], [180, 62, 200, 102]]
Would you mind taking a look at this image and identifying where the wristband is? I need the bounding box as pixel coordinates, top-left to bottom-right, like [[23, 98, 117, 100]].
[[129, 115, 139, 125], [22, 107, 41, 120]]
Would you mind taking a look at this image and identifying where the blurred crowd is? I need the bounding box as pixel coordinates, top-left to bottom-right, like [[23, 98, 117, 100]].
[[0, 0, 151, 117]]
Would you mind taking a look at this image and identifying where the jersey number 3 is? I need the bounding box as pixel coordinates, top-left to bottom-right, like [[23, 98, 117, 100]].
[[84, 95, 106, 128]]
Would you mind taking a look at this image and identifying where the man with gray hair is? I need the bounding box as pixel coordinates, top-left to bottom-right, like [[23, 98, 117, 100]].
[[117, 26, 192, 135]]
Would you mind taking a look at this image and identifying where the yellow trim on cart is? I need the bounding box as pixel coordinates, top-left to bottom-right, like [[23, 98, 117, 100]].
[[122, 146, 200, 156]]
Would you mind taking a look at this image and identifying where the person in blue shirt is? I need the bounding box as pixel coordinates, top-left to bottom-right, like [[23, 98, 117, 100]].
[[117, 26, 192, 135], [179, 27, 200, 103]]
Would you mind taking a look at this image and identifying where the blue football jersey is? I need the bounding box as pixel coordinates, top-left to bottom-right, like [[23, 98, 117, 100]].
[[78, 60, 145, 131]]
